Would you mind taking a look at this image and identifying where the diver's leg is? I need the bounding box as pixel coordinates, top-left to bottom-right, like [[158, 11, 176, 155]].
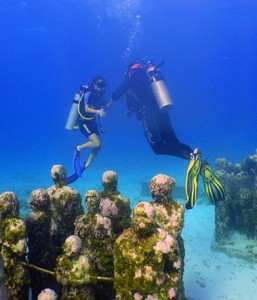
[[73, 133, 101, 176], [83, 134, 101, 169], [77, 133, 101, 150], [84, 148, 100, 169], [142, 108, 193, 160]]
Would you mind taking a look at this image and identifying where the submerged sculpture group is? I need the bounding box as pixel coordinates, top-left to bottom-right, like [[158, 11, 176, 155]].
[[213, 150, 257, 261], [0, 165, 186, 300]]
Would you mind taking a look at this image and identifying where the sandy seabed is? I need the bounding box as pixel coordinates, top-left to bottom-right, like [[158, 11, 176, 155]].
[[182, 204, 257, 300]]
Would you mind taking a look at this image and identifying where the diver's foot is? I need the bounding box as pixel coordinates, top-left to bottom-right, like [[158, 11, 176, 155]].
[[74, 146, 81, 159], [191, 148, 201, 159], [73, 147, 83, 177]]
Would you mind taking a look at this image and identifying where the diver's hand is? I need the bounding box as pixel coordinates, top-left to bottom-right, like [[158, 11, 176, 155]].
[[97, 109, 106, 117], [81, 84, 90, 91]]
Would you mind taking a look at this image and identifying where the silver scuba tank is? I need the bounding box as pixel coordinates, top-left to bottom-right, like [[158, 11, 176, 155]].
[[65, 93, 83, 130], [146, 65, 174, 112]]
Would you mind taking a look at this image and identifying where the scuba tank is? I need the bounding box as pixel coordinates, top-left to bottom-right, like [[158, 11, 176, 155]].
[[146, 61, 174, 112], [65, 92, 84, 130], [65, 91, 97, 130]]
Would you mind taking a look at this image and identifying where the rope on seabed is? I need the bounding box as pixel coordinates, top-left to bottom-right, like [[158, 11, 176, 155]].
[[21, 262, 113, 282]]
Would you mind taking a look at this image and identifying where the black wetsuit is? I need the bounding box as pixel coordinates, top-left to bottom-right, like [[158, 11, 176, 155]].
[[112, 69, 193, 160]]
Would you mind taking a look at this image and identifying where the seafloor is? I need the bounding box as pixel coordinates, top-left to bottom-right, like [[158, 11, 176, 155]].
[[1, 156, 257, 300]]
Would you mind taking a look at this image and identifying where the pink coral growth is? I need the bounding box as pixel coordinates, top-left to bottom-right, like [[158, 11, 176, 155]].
[[138, 222, 146, 228], [168, 288, 176, 299], [99, 198, 118, 216], [134, 293, 143, 300], [133, 202, 155, 218], [169, 213, 178, 227], [173, 259, 181, 269], [134, 269, 142, 278], [143, 202, 155, 217], [96, 214, 112, 230], [150, 174, 175, 189], [154, 230, 174, 253], [149, 174, 176, 201]]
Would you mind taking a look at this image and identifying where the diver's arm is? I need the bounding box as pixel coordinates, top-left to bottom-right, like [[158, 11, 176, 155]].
[[112, 78, 130, 101], [85, 105, 105, 117]]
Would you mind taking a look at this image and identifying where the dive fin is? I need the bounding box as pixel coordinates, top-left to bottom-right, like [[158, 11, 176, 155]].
[[67, 148, 85, 184], [185, 150, 202, 209], [67, 173, 79, 184], [67, 167, 85, 184], [200, 163, 225, 203], [73, 148, 84, 177]]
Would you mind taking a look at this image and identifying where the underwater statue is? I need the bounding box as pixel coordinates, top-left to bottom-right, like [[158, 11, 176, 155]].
[[0, 168, 188, 299], [214, 151, 257, 250], [75, 189, 116, 299], [0, 192, 20, 241], [149, 174, 184, 236], [47, 165, 83, 251], [98, 170, 131, 237], [26, 189, 56, 299], [0, 192, 30, 299], [114, 202, 183, 300], [149, 174, 186, 298], [55, 235, 96, 300], [1, 218, 30, 300]]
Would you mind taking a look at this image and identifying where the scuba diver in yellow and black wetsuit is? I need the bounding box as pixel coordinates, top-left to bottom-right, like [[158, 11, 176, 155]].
[[111, 58, 225, 209], [65, 76, 111, 184]]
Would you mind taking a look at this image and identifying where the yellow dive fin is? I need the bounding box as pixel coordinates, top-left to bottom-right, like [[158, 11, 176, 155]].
[[200, 163, 225, 203], [185, 151, 202, 209]]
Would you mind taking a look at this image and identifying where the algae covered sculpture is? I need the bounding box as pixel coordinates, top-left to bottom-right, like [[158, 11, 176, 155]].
[[26, 189, 53, 299], [1, 218, 30, 300], [99, 170, 131, 236], [85, 189, 101, 216], [114, 201, 183, 300], [212, 151, 257, 261], [149, 174, 185, 298], [149, 174, 184, 237], [55, 235, 96, 299], [75, 189, 116, 299], [0, 192, 30, 300], [0, 167, 187, 299], [0, 192, 20, 240], [215, 152, 257, 241], [47, 165, 83, 250]]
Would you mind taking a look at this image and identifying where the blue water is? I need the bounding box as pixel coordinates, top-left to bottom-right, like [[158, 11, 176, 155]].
[[1, 0, 256, 204], [1, 1, 257, 298]]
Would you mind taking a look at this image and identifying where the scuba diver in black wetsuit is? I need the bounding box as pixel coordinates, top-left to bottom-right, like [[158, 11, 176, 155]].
[[65, 76, 111, 184], [112, 58, 225, 209], [112, 59, 193, 160]]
